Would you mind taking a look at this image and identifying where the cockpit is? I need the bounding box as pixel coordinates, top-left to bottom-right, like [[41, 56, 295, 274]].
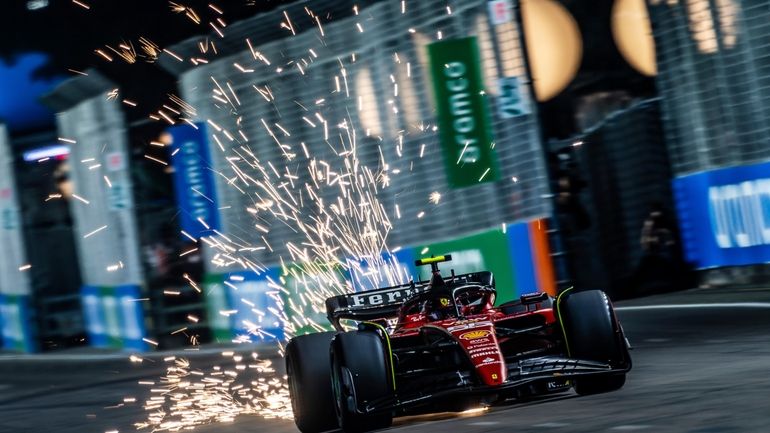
[[396, 284, 496, 327]]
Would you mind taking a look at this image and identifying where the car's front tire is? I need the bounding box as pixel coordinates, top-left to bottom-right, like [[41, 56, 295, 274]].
[[331, 331, 393, 432], [558, 290, 629, 395], [286, 332, 338, 433]]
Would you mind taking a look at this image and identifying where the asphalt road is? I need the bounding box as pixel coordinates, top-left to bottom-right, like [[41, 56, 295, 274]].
[[1, 287, 769, 433]]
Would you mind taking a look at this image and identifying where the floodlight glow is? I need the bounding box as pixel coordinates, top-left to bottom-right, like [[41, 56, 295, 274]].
[[27, 0, 48, 10], [22, 145, 70, 162]]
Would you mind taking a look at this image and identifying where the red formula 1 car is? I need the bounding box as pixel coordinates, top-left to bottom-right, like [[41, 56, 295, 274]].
[[286, 255, 632, 433]]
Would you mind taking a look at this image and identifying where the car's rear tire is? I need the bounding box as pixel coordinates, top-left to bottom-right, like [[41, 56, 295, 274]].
[[286, 332, 338, 433], [331, 331, 393, 432], [559, 290, 628, 395]]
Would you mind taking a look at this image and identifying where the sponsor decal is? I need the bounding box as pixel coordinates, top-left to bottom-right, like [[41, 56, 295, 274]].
[[546, 380, 570, 390], [460, 330, 491, 340], [348, 285, 429, 308], [482, 357, 495, 363], [454, 318, 487, 325], [470, 350, 499, 359], [469, 345, 497, 353], [447, 319, 492, 331]]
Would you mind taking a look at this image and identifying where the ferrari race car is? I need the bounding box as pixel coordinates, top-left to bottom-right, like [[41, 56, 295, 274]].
[[286, 255, 632, 432]]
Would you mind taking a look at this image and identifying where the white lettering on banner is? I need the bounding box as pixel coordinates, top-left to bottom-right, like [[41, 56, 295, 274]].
[[106, 152, 125, 172], [488, 0, 513, 25], [107, 182, 129, 210], [182, 140, 210, 222], [103, 296, 121, 338], [0, 303, 22, 341], [83, 294, 105, 335], [498, 77, 530, 118], [121, 296, 142, 340], [444, 61, 481, 164], [709, 179, 770, 248]]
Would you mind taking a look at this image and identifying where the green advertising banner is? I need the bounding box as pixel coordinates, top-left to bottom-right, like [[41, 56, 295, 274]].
[[202, 274, 235, 341], [100, 286, 123, 349], [428, 37, 498, 188], [280, 263, 341, 336]]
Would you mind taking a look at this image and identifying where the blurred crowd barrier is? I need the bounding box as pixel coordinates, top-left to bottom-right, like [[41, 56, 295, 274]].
[[203, 218, 556, 341]]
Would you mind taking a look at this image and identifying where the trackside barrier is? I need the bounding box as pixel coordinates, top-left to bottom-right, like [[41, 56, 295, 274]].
[[279, 263, 344, 336], [228, 270, 284, 341], [203, 271, 289, 342], [347, 249, 417, 293], [116, 285, 148, 351], [0, 294, 36, 352], [82, 285, 108, 347], [414, 219, 557, 303], [200, 218, 556, 339], [81, 285, 147, 351]]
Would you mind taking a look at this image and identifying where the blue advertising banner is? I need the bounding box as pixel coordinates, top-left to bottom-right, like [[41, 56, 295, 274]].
[[168, 123, 220, 238], [673, 160, 770, 268], [507, 222, 537, 297], [225, 270, 284, 341], [347, 249, 417, 292]]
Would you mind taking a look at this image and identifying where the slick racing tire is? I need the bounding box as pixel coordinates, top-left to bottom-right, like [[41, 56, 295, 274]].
[[559, 290, 628, 395], [286, 332, 338, 433], [331, 331, 393, 432]]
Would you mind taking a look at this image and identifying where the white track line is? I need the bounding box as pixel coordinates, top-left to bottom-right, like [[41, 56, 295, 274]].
[[0, 343, 281, 362], [616, 302, 770, 311]]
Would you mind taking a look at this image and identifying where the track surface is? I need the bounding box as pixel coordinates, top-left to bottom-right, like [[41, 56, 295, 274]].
[[1, 288, 769, 433]]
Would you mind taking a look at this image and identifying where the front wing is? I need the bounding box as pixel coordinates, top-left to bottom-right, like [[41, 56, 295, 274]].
[[358, 356, 632, 414]]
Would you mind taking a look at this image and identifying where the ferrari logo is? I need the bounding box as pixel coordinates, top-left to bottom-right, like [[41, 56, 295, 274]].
[[459, 330, 491, 340], [439, 298, 451, 307], [491, 374, 498, 380]]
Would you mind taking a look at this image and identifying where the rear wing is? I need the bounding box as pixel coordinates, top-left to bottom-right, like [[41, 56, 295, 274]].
[[325, 281, 431, 330], [325, 271, 495, 330]]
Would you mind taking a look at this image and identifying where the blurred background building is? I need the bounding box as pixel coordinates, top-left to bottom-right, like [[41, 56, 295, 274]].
[[0, 0, 765, 352]]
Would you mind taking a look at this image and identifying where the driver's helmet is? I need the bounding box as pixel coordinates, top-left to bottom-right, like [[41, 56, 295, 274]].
[[421, 294, 456, 321]]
